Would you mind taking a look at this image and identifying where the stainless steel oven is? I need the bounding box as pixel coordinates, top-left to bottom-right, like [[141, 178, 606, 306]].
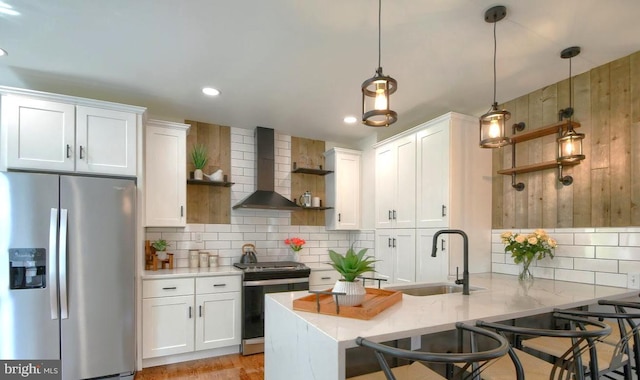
[[234, 261, 310, 355]]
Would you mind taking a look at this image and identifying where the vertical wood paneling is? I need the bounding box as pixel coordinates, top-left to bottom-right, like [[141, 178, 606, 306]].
[[491, 147, 503, 229], [590, 64, 611, 225], [493, 51, 640, 228], [527, 89, 544, 227], [609, 56, 631, 226], [572, 72, 592, 227], [185, 121, 231, 224], [541, 85, 558, 228], [290, 136, 326, 226], [631, 52, 640, 225], [513, 95, 529, 228]]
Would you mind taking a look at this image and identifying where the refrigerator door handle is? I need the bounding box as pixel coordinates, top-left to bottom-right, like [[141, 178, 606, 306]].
[[49, 208, 59, 320], [60, 208, 69, 319]]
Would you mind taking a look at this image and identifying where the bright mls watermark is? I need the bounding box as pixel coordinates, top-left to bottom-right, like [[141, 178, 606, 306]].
[[0, 360, 61, 379]]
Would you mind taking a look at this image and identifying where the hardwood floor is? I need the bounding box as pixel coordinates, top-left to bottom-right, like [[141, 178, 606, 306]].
[[135, 353, 264, 380]]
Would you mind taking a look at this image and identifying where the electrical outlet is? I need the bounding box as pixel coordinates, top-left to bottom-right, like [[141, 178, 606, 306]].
[[627, 273, 640, 289], [193, 233, 202, 243]]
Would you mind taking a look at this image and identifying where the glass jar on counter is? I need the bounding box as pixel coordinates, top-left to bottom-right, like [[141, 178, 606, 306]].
[[208, 253, 218, 267], [189, 250, 199, 268]]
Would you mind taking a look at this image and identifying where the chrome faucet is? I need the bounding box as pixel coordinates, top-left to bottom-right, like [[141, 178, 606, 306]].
[[432, 229, 469, 295]]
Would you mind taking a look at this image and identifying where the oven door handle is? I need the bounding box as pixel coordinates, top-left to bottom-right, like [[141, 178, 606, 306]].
[[243, 278, 309, 286]]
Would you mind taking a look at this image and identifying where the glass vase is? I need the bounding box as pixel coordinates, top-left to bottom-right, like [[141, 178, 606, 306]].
[[518, 258, 534, 283]]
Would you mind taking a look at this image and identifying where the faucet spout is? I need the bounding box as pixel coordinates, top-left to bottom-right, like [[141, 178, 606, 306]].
[[432, 229, 470, 295]]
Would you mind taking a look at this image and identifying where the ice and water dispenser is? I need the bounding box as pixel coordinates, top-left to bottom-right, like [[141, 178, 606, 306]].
[[9, 248, 47, 289]]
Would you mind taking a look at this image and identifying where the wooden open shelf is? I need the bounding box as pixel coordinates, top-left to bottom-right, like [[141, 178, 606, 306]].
[[499, 120, 582, 176], [187, 179, 234, 187], [292, 167, 333, 176], [298, 206, 333, 210], [498, 160, 580, 175]]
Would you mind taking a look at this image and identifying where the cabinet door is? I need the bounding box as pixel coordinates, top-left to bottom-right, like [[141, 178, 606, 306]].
[[195, 292, 241, 351], [374, 144, 396, 229], [394, 135, 416, 228], [416, 120, 450, 228], [374, 230, 394, 280], [416, 229, 448, 282], [335, 151, 360, 230], [394, 229, 416, 283], [144, 122, 188, 227], [142, 295, 195, 358], [4, 95, 75, 172], [75, 106, 137, 176]]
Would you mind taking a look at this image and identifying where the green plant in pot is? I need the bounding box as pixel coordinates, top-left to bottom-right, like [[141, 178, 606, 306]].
[[328, 246, 376, 307], [191, 144, 208, 180], [152, 239, 170, 260]]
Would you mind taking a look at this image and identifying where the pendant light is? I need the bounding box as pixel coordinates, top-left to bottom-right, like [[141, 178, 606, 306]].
[[362, 0, 397, 127], [557, 46, 585, 163], [479, 5, 510, 148]]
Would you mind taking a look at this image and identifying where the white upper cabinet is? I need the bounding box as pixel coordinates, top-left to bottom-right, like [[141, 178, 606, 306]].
[[416, 118, 450, 228], [374, 134, 416, 229], [144, 120, 190, 227], [4, 96, 76, 172], [1, 89, 144, 176], [324, 148, 361, 230], [76, 106, 137, 176]]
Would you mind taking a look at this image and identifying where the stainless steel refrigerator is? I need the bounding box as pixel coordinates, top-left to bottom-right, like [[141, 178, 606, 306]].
[[0, 172, 135, 380]]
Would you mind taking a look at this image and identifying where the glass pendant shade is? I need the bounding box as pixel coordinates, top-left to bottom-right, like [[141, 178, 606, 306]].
[[557, 126, 585, 162], [479, 103, 511, 148], [362, 67, 398, 127]]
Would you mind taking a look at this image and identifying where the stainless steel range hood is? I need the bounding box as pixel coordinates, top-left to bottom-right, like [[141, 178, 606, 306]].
[[233, 127, 300, 210]]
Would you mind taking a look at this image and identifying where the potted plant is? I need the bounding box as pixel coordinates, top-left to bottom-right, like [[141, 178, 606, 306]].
[[191, 144, 208, 180], [152, 239, 170, 260], [328, 246, 376, 307]]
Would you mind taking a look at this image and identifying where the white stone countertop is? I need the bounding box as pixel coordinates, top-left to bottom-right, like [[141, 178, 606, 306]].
[[266, 273, 639, 350], [141, 265, 242, 279]]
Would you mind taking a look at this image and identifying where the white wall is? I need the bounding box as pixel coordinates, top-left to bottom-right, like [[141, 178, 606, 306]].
[[492, 227, 640, 288]]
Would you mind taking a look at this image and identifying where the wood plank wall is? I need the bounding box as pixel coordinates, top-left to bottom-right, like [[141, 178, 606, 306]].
[[185, 120, 231, 224], [290, 137, 326, 226], [493, 51, 640, 228]]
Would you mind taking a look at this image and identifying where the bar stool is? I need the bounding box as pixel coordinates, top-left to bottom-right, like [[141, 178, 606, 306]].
[[522, 306, 640, 379], [352, 322, 511, 380], [477, 313, 611, 380], [598, 299, 640, 379]]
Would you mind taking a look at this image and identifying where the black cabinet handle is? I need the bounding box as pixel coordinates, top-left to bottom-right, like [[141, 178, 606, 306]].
[[388, 210, 392, 220], [188, 306, 192, 319], [199, 305, 202, 317], [393, 210, 397, 220], [321, 276, 331, 280], [66, 144, 71, 158], [79, 146, 85, 159], [441, 239, 445, 250], [392, 238, 396, 248], [338, 213, 341, 222], [213, 283, 226, 287], [442, 205, 447, 217], [181, 206, 184, 217], [388, 238, 392, 247], [162, 287, 177, 290]]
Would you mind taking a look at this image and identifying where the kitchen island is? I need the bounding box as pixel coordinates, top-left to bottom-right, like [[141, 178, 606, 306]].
[[264, 273, 639, 380]]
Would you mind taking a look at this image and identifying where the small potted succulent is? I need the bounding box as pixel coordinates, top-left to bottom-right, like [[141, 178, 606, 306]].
[[191, 144, 208, 180], [152, 239, 170, 260], [328, 245, 376, 307]]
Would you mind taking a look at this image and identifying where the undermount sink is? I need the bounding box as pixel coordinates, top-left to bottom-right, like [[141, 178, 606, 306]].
[[385, 282, 486, 296]]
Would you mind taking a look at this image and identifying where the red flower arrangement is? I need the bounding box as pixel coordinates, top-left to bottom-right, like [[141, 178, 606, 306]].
[[285, 237, 306, 252]]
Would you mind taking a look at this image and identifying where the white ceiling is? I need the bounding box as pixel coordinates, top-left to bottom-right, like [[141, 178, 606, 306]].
[[1, 0, 639, 145]]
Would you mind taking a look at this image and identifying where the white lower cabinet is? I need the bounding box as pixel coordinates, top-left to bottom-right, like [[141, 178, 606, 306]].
[[374, 229, 416, 283], [142, 275, 241, 361]]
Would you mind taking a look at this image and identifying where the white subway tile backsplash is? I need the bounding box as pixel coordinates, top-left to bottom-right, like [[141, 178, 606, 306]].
[[619, 233, 640, 247], [617, 260, 640, 274], [555, 269, 594, 284], [162, 232, 191, 241], [574, 258, 618, 273], [531, 266, 554, 279], [595, 272, 628, 288], [492, 263, 519, 276], [554, 245, 595, 258], [574, 233, 618, 246], [183, 224, 205, 232], [552, 233, 574, 245], [596, 246, 640, 260], [231, 224, 256, 233], [205, 240, 232, 249], [205, 224, 232, 233], [535, 256, 573, 269], [492, 254, 505, 263], [218, 232, 244, 241]]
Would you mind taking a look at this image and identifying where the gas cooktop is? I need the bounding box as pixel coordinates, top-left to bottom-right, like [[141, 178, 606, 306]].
[[234, 261, 310, 281]]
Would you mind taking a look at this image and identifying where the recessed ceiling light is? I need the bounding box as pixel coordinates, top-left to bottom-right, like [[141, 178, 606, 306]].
[[344, 116, 358, 124], [0, 48, 7, 57], [202, 87, 220, 96]]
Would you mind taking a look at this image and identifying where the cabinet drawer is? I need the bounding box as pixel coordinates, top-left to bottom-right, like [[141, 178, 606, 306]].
[[143, 278, 194, 298], [196, 275, 241, 294], [309, 270, 341, 287]]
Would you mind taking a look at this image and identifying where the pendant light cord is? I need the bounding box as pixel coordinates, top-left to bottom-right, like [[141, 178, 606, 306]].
[[377, 0, 382, 69], [492, 20, 497, 106], [569, 57, 573, 121]]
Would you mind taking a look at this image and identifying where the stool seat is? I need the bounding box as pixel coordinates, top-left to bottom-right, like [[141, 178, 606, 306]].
[[348, 362, 444, 380]]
